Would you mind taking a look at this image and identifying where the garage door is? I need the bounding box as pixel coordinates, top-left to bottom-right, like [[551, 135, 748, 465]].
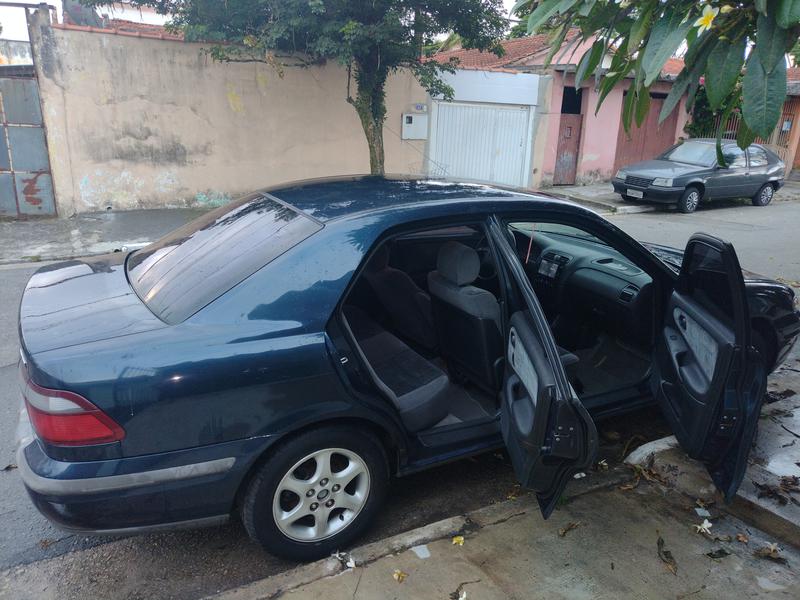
[[428, 101, 532, 188]]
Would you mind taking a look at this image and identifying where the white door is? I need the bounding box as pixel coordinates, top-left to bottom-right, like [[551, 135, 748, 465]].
[[429, 101, 532, 188]]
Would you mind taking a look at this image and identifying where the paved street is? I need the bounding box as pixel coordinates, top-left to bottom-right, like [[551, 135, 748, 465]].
[[0, 200, 799, 598]]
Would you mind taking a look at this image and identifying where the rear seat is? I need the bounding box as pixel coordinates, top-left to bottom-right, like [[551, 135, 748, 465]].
[[344, 306, 450, 432]]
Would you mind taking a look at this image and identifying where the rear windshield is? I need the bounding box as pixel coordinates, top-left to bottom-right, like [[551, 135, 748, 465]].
[[127, 194, 322, 324], [662, 142, 717, 167]]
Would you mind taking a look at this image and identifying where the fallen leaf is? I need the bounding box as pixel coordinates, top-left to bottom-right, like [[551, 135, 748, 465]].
[[736, 533, 749, 544], [706, 548, 731, 560], [38, 539, 56, 550], [595, 459, 609, 472], [1, 464, 16, 472], [392, 569, 408, 583], [754, 543, 788, 565], [452, 535, 465, 546], [693, 519, 713, 535], [448, 579, 481, 600], [558, 522, 581, 537], [618, 477, 640, 491], [656, 532, 678, 576], [753, 481, 790, 505]]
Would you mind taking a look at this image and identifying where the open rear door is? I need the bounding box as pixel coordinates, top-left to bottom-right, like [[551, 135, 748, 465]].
[[488, 217, 598, 518], [654, 233, 767, 501]]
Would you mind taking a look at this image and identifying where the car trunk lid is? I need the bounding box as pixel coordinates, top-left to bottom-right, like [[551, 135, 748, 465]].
[[19, 253, 166, 356]]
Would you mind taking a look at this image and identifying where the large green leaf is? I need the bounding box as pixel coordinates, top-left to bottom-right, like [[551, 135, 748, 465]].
[[659, 68, 691, 123], [575, 40, 604, 86], [756, 11, 788, 74], [641, 6, 694, 86], [526, 0, 577, 33], [635, 87, 651, 128], [705, 37, 746, 111], [736, 119, 758, 150], [629, 1, 655, 51], [622, 85, 636, 135], [777, 0, 800, 28], [742, 54, 787, 138], [755, 0, 768, 13]]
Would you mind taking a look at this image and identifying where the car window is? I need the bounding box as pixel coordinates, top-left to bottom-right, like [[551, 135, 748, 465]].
[[682, 242, 735, 326], [662, 142, 717, 167], [722, 146, 747, 169], [509, 222, 606, 246], [748, 146, 769, 167], [127, 194, 322, 324]]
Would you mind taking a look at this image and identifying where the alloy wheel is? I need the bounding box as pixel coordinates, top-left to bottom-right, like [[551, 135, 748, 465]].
[[685, 190, 699, 212], [272, 447, 370, 542], [760, 185, 773, 204]]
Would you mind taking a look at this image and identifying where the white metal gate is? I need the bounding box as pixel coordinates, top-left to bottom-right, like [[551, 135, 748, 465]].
[[428, 101, 532, 188]]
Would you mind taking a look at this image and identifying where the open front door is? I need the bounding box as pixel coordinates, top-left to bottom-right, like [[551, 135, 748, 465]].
[[488, 218, 598, 518], [655, 233, 767, 501]]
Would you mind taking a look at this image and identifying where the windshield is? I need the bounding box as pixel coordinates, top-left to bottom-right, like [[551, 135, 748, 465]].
[[510, 222, 607, 246], [662, 141, 717, 167], [127, 194, 322, 324]]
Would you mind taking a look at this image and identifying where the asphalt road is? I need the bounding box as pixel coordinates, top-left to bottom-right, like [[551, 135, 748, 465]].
[[1, 199, 799, 598]]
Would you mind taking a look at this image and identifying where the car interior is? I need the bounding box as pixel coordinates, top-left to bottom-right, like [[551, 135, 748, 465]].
[[340, 222, 656, 436]]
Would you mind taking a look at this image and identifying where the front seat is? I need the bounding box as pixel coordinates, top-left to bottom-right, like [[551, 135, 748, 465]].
[[363, 244, 437, 351], [427, 241, 504, 391]]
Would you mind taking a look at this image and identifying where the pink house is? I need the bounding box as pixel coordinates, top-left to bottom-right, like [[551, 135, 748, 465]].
[[434, 34, 690, 187]]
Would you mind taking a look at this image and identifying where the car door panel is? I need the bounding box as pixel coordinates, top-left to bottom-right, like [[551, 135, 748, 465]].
[[489, 217, 597, 518], [654, 233, 766, 501]]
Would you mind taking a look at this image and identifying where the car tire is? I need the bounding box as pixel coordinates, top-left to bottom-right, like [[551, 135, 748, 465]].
[[241, 426, 389, 561], [752, 183, 774, 207], [677, 187, 701, 213]]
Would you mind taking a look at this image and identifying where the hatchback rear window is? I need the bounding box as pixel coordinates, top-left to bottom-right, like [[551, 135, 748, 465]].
[[127, 194, 322, 324]]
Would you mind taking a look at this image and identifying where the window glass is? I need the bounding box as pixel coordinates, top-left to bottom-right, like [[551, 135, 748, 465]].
[[748, 146, 769, 167], [127, 194, 322, 324], [722, 146, 747, 168], [683, 243, 735, 324], [662, 142, 717, 167], [509, 222, 605, 246]]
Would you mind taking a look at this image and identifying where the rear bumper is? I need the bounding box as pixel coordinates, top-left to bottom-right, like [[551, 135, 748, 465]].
[[17, 416, 273, 534], [612, 178, 682, 204]]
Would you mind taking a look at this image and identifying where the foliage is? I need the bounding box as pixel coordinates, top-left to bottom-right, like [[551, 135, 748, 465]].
[[512, 0, 800, 163], [683, 82, 743, 138], [82, 0, 507, 175]]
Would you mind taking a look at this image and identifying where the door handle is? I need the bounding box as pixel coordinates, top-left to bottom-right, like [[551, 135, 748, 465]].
[[678, 314, 687, 330]]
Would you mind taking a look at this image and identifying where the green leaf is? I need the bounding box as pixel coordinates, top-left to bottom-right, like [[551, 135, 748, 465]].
[[706, 37, 746, 111], [742, 54, 787, 138], [715, 102, 736, 167], [659, 68, 691, 123], [526, 0, 577, 33], [635, 87, 651, 128], [596, 69, 628, 113], [622, 85, 636, 134], [629, 1, 655, 51], [511, 0, 532, 15], [756, 11, 789, 74], [755, 0, 768, 14], [777, 0, 800, 27], [641, 6, 694, 86], [543, 22, 570, 66], [575, 40, 605, 86], [736, 119, 758, 150]]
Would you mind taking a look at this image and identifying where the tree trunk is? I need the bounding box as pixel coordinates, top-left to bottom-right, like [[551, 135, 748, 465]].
[[351, 59, 388, 176]]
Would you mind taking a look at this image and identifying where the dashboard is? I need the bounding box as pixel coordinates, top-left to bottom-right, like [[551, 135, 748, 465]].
[[512, 229, 654, 347]]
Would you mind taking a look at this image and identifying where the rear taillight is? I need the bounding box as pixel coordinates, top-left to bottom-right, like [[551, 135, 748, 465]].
[[20, 367, 125, 446]]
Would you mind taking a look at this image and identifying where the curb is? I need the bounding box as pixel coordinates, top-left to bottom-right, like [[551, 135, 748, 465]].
[[625, 436, 800, 550], [205, 467, 630, 600], [543, 190, 656, 214]]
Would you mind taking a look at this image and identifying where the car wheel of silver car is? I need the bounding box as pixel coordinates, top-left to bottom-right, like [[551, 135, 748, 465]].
[[752, 184, 774, 207], [241, 426, 388, 561], [677, 187, 701, 213]]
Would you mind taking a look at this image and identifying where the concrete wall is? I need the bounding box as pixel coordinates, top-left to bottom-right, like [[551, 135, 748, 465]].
[[27, 10, 427, 215], [532, 71, 688, 187]]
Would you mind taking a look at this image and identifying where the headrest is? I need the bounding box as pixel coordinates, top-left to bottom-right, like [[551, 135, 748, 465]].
[[365, 244, 390, 273], [437, 241, 480, 286]]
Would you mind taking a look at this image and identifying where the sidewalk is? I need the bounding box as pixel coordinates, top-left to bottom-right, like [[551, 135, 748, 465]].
[[0, 208, 207, 265], [213, 484, 799, 600]]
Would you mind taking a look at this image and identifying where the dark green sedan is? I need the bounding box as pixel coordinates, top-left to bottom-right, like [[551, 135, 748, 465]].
[[612, 139, 785, 213]]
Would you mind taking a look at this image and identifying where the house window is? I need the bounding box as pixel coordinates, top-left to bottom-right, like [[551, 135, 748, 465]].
[[560, 87, 583, 115]]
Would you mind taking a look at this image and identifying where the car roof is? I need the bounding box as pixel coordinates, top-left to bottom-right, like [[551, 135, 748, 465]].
[[266, 175, 533, 222]]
